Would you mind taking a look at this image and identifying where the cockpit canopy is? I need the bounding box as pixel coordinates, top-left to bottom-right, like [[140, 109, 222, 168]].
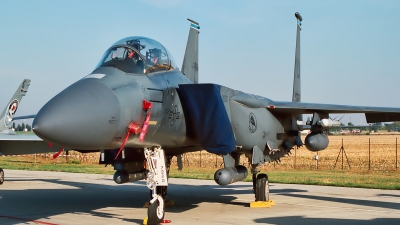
[[95, 36, 177, 74]]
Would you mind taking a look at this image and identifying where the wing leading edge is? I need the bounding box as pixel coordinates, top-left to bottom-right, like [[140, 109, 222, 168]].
[[230, 93, 400, 123], [266, 101, 400, 123]]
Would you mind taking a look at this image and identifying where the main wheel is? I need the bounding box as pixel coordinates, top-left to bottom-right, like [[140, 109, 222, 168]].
[[0, 168, 4, 185], [147, 199, 164, 225], [255, 173, 269, 201]]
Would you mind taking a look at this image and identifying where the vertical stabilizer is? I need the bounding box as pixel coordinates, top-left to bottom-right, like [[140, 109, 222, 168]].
[[0, 79, 31, 133], [292, 12, 302, 103], [182, 18, 200, 84], [292, 12, 303, 132]]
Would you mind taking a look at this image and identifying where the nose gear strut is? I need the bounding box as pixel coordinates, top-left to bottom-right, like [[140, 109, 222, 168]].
[[144, 146, 168, 225]]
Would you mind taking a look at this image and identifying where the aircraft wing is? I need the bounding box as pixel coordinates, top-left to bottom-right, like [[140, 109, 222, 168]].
[[230, 94, 400, 123], [13, 114, 36, 120], [267, 101, 400, 123], [0, 134, 66, 155]]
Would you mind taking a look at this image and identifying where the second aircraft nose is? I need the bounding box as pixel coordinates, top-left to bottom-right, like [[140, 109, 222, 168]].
[[33, 78, 120, 149]]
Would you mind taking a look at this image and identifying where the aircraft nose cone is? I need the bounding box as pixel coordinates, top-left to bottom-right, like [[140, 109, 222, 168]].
[[33, 79, 120, 149]]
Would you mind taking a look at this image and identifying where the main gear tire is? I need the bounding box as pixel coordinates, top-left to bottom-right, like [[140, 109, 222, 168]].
[[255, 173, 269, 201]]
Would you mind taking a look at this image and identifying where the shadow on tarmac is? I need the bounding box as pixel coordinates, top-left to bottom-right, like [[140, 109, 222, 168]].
[[277, 193, 400, 211], [1, 176, 399, 224], [0, 176, 309, 224], [254, 216, 400, 225]]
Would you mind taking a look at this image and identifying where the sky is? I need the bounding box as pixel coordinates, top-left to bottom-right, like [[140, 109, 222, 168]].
[[1, 0, 399, 126]]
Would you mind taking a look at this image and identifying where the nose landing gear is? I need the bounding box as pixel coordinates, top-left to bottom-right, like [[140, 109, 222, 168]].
[[144, 147, 168, 225]]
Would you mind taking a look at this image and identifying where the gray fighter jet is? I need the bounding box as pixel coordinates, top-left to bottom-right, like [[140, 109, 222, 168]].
[[0, 79, 31, 185], [0, 79, 65, 185], [2, 13, 400, 224]]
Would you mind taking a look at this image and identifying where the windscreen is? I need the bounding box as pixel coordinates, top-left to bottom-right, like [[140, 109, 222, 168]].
[[95, 36, 176, 74]]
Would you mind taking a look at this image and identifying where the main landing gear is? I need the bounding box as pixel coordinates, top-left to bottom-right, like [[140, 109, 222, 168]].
[[255, 173, 269, 201], [0, 168, 4, 185], [144, 147, 169, 225], [250, 164, 274, 208]]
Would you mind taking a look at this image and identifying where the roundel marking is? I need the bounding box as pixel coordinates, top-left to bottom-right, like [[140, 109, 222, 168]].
[[249, 112, 257, 133], [4, 99, 19, 127]]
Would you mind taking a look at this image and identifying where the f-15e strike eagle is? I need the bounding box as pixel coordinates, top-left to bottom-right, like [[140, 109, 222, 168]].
[[1, 13, 400, 224]]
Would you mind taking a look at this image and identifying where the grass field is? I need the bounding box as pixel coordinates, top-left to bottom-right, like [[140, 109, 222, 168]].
[[1, 134, 399, 189], [169, 168, 400, 190], [173, 134, 400, 171]]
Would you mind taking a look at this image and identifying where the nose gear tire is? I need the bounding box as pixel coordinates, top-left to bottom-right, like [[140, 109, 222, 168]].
[[147, 199, 164, 225]]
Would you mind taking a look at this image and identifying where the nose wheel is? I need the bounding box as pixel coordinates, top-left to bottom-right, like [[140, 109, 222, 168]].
[[0, 168, 4, 185], [147, 196, 165, 224]]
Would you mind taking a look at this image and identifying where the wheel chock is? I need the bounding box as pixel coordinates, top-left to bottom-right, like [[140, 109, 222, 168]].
[[165, 199, 174, 207], [143, 200, 174, 208], [143, 218, 172, 225], [250, 200, 275, 208]]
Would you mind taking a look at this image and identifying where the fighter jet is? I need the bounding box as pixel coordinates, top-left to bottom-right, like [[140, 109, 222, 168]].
[[2, 13, 400, 224], [0, 79, 31, 185], [0, 79, 65, 185]]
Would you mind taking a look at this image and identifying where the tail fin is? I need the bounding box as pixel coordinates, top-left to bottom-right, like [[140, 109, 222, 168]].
[[0, 79, 31, 133], [292, 12, 303, 131], [292, 12, 302, 103], [182, 18, 200, 84]]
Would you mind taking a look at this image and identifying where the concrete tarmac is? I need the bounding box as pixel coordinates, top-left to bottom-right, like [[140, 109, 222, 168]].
[[0, 170, 399, 225]]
